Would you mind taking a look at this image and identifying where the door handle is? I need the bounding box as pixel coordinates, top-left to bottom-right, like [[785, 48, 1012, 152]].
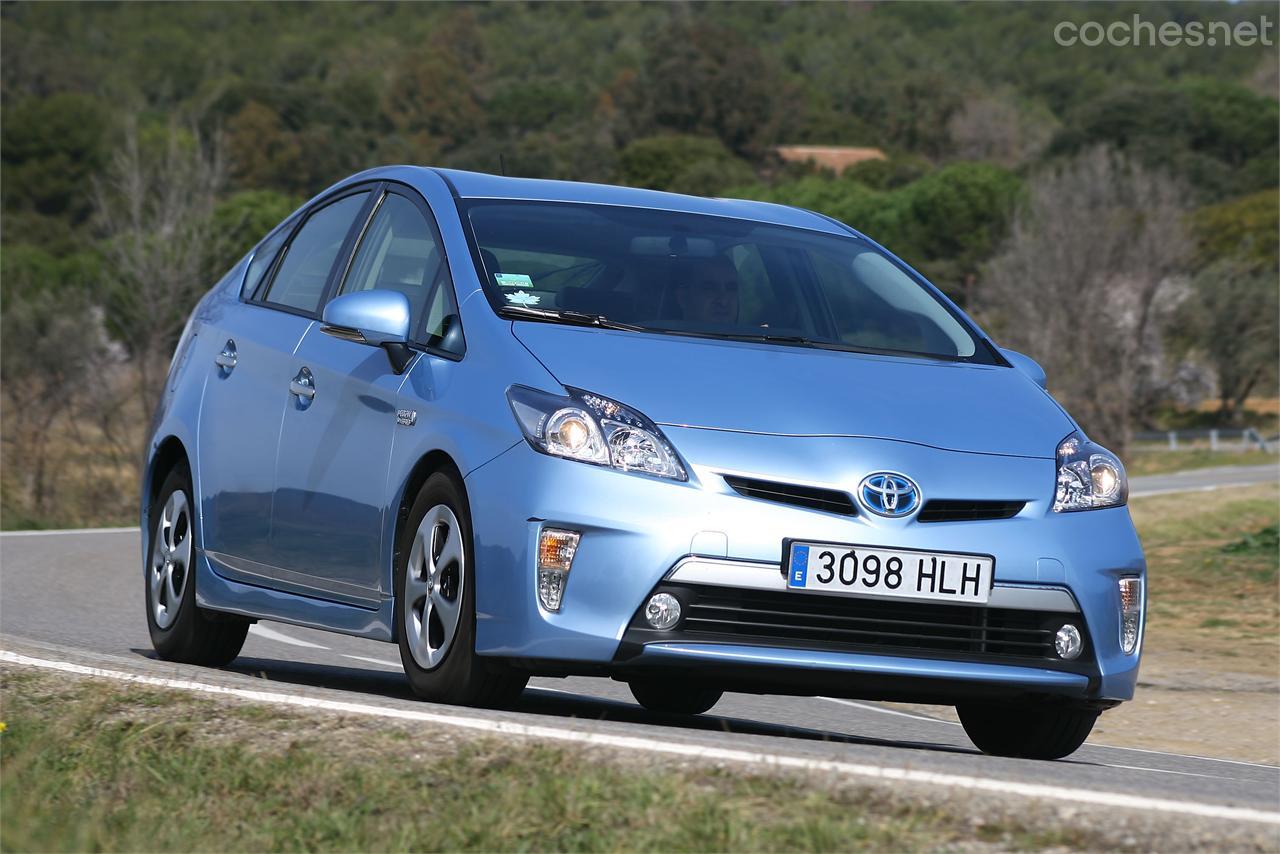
[[290, 367, 316, 400], [215, 340, 237, 372]]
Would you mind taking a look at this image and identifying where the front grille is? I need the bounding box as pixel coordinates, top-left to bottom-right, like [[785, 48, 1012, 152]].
[[918, 499, 1025, 522], [631, 583, 1085, 666], [723, 475, 857, 516]]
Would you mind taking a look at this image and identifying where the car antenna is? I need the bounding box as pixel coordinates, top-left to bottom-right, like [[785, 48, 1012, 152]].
[[499, 153, 507, 176]]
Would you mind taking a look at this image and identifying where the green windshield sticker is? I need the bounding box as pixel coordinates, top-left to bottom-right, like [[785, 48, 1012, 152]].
[[494, 272, 534, 288]]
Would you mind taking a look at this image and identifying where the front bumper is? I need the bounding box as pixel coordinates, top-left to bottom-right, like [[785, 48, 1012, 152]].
[[465, 431, 1145, 704]]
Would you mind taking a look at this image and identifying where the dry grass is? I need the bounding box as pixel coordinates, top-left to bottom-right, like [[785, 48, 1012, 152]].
[[0, 393, 143, 530], [1129, 483, 1279, 674]]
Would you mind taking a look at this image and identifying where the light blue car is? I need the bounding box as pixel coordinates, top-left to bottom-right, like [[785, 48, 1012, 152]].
[[143, 166, 1144, 759]]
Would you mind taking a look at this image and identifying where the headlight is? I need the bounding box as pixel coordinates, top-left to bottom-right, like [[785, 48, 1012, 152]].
[[507, 385, 687, 481], [1052, 432, 1128, 512]]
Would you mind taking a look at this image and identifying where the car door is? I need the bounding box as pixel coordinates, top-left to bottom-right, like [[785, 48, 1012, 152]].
[[269, 186, 463, 600], [199, 187, 375, 584]]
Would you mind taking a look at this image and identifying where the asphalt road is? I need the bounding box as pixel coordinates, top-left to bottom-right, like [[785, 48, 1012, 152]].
[[2, 464, 1277, 824], [1127, 462, 1279, 497]]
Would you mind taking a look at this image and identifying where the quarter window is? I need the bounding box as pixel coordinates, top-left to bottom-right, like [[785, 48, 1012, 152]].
[[264, 192, 370, 313], [242, 223, 291, 297], [342, 193, 460, 350]]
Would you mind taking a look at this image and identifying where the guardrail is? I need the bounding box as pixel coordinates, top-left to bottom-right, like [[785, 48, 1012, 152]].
[[1131, 428, 1278, 453]]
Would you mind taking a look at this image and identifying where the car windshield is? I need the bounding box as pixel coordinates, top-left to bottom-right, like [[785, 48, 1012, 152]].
[[464, 200, 983, 361]]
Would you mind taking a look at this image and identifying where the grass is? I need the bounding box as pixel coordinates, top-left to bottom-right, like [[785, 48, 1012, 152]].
[[1123, 448, 1277, 477], [1129, 483, 1280, 669], [0, 672, 1098, 852]]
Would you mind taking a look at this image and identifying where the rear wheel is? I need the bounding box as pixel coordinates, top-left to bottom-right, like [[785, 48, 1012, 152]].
[[145, 466, 249, 666], [395, 473, 527, 707], [957, 701, 1098, 760], [628, 678, 722, 715]]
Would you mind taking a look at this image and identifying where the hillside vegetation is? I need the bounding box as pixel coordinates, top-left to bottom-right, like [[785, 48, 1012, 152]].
[[2, 2, 1276, 527]]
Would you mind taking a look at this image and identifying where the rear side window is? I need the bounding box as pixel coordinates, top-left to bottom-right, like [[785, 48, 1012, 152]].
[[264, 192, 369, 313]]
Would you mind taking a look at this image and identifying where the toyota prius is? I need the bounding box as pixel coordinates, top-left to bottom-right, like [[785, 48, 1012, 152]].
[[142, 166, 1144, 759]]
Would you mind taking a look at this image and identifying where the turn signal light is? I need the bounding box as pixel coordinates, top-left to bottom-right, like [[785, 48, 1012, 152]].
[[536, 528, 580, 612], [1119, 576, 1143, 655]]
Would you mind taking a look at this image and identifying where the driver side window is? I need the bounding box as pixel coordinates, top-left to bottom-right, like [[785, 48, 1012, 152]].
[[341, 192, 462, 354]]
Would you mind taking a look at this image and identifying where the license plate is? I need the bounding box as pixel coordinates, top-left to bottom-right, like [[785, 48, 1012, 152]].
[[784, 539, 994, 604]]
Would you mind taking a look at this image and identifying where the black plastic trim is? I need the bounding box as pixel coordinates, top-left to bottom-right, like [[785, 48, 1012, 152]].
[[723, 475, 857, 516], [918, 499, 1027, 523]]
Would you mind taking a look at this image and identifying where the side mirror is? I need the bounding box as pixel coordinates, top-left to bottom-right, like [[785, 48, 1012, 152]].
[[322, 290, 414, 373], [1001, 348, 1047, 389]]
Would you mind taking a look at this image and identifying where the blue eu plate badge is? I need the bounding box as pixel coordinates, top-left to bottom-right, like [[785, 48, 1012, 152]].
[[789, 545, 809, 586]]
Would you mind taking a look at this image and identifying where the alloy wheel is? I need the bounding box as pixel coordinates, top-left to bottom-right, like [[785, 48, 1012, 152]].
[[150, 490, 192, 629], [404, 504, 465, 670]]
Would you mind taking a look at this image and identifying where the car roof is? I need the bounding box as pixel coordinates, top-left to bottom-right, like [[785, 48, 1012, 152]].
[[342, 165, 849, 237]]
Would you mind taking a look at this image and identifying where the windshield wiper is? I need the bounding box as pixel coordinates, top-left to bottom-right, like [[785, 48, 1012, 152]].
[[715, 332, 826, 347], [715, 332, 944, 360], [498, 304, 649, 332]]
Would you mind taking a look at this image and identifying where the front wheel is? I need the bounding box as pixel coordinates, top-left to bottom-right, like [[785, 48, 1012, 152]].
[[395, 473, 527, 707], [957, 701, 1099, 759], [629, 678, 722, 715], [145, 466, 249, 666]]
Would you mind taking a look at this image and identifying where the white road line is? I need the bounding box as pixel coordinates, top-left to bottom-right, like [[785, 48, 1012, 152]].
[[820, 696, 960, 726], [1090, 742, 1280, 771], [3, 650, 1277, 827], [0, 526, 139, 537], [1096, 762, 1242, 782], [340, 654, 403, 669], [248, 624, 329, 650]]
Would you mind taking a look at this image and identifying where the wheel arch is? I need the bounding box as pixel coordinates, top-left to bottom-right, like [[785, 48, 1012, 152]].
[[387, 449, 469, 611], [142, 435, 192, 563]]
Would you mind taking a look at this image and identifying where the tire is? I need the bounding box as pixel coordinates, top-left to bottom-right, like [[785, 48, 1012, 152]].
[[146, 466, 249, 666], [395, 472, 527, 707], [957, 701, 1099, 760], [629, 678, 722, 715]]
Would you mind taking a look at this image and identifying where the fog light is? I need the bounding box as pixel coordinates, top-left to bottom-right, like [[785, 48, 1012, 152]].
[[1055, 624, 1083, 660], [1119, 576, 1143, 655], [536, 528, 580, 612], [644, 593, 682, 631]]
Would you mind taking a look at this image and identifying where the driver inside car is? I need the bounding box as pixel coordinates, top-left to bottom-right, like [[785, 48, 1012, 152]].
[[672, 255, 740, 324]]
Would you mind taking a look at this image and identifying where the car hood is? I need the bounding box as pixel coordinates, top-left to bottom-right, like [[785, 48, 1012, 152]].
[[512, 323, 1073, 459]]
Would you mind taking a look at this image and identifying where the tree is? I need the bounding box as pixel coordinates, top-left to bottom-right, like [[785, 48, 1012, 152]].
[[892, 162, 1021, 302], [1048, 80, 1279, 202], [226, 101, 304, 191], [615, 135, 754, 196], [980, 148, 1193, 456], [616, 17, 789, 156], [1, 93, 109, 223], [93, 120, 227, 416], [947, 91, 1057, 169], [382, 8, 489, 164], [1176, 260, 1279, 424], [1192, 190, 1279, 272], [1172, 189, 1280, 423], [209, 189, 301, 274], [1, 280, 125, 521]]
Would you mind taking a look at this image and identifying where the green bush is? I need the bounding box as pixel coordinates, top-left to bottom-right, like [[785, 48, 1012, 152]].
[[615, 135, 755, 197]]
